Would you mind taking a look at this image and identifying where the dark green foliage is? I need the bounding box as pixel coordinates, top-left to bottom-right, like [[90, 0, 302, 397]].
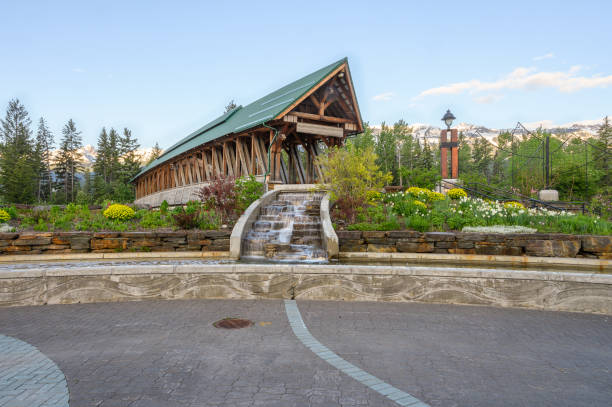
[[92, 126, 141, 203], [146, 142, 163, 165], [0, 99, 37, 203], [160, 200, 169, 215], [54, 119, 83, 203], [34, 118, 54, 202], [235, 175, 264, 212]]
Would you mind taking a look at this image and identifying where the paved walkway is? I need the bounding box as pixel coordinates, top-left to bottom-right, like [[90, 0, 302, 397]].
[[0, 299, 610, 407], [0, 335, 69, 407]]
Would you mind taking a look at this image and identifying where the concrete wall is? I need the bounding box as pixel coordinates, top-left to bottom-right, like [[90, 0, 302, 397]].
[[0, 231, 231, 255], [338, 231, 611, 259], [1, 263, 610, 314]]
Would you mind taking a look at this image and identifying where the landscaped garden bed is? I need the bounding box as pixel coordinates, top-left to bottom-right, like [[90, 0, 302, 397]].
[[332, 187, 611, 236]]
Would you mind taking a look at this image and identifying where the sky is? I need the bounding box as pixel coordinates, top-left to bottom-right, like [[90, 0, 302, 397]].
[[1, 0, 611, 149]]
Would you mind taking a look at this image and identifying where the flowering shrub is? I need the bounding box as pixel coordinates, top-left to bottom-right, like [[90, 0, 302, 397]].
[[504, 201, 525, 210], [427, 191, 445, 202], [0, 209, 9, 223], [406, 187, 430, 200], [366, 190, 382, 203], [198, 176, 237, 222], [413, 200, 427, 211], [447, 188, 467, 200], [103, 204, 135, 221]]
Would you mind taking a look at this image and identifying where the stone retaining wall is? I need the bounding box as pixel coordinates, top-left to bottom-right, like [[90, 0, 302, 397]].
[[1, 264, 611, 314], [337, 231, 611, 259], [0, 231, 231, 255]]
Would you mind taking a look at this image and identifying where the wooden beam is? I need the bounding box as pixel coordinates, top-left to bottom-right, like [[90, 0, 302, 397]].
[[297, 122, 344, 138], [290, 111, 352, 124], [250, 135, 256, 174], [254, 135, 267, 174], [340, 66, 363, 132], [202, 150, 211, 181], [309, 94, 320, 109], [236, 138, 250, 176], [187, 158, 194, 184]]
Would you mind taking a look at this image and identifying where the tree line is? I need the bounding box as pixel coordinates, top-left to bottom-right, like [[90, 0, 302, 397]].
[[348, 118, 611, 203], [0, 98, 162, 205]]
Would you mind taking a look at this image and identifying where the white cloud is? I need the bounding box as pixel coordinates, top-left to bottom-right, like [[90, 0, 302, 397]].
[[418, 66, 612, 97], [533, 52, 554, 61], [372, 92, 394, 101], [72, 67, 85, 73], [473, 94, 503, 104]]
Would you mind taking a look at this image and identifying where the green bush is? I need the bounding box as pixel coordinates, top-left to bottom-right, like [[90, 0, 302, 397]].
[[140, 211, 169, 229], [33, 219, 48, 231], [160, 200, 169, 216], [447, 188, 467, 200], [235, 175, 263, 213], [5, 206, 18, 219]]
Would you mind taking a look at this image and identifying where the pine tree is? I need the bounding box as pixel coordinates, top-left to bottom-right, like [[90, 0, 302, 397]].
[[595, 116, 611, 189], [93, 127, 110, 182], [108, 128, 120, 183], [224, 100, 237, 113], [0, 99, 37, 203], [34, 118, 54, 202], [54, 119, 83, 202], [118, 127, 141, 183], [146, 142, 163, 165]]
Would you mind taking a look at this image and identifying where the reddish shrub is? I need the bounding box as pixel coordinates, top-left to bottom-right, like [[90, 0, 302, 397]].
[[197, 176, 237, 222]]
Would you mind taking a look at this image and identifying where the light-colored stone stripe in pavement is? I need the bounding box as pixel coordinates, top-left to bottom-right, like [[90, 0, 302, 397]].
[[284, 299, 430, 407], [0, 334, 69, 407]]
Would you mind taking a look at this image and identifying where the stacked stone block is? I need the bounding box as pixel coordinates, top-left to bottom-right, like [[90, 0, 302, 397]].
[[337, 231, 611, 259], [0, 230, 231, 255]]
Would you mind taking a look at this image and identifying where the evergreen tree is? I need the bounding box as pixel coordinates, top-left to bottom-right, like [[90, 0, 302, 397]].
[[108, 128, 121, 183], [118, 127, 141, 183], [146, 142, 163, 165], [93, 127, 110, 182], [347, 122, 375, 152], [224, 100, 237, 113], [54, 119, 83, 203], [595, 116, 611, 189], [0, 99, 37, 203], [419, 138, 434, 170], [375, 123, 396, 185], [471, 136, 493, 180], [34, 118, 54, 202]]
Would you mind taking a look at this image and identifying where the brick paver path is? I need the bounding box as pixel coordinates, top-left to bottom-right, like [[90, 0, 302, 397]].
[[0, 335, 69, 407], [0, 299, 611, 407]]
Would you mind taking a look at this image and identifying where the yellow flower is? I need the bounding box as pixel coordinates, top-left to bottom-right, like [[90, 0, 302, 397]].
[[427, 191, 445, 202], [103, 204, 135, 221], [413, 200, 428, 211], [0, 209, 9, 223], [504, 201, 525, 210], [447, 188, 467, 200], [406, 187, 429, 199]]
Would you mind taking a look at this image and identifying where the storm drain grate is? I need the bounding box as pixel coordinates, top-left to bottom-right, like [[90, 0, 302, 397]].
[[213, 318, 253, 329]]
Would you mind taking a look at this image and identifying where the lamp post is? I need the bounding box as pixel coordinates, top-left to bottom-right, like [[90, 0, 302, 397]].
[[439, 109, 458, 180], [442, 109, 455, 130]]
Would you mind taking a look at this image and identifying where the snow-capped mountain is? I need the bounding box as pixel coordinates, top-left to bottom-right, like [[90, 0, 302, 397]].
[[49, 145, 157, 170], [372, 118, 606, 144]]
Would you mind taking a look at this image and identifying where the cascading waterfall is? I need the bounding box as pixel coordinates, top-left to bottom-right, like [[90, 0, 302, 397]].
[[241, 191, 326, 262]]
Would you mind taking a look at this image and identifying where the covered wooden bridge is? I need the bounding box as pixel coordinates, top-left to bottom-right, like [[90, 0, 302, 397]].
[[132, 58, 363, 206]]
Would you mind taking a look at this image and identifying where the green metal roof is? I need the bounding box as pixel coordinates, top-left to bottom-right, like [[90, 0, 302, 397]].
[[133, 57, 350, 180]]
